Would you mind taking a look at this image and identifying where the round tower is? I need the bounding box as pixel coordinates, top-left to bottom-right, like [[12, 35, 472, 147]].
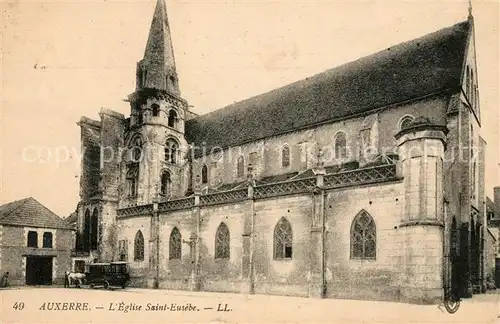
[[395, 117, 448, 303]]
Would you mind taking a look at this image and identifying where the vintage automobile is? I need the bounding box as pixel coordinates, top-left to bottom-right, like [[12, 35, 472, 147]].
[[86, 261, 130, 289]]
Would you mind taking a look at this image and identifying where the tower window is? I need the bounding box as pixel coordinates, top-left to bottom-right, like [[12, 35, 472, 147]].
[[165, 138, 179, 164], [168, 110, 178, 128], [201, 165, 208, 184], [126, 164, 139, 197], [129, 135, 143, 163], [152, 104, 160, 117], [160, 171, 171, 196]]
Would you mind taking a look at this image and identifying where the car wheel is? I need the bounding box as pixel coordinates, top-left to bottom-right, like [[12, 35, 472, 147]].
[[89, 283, 95, 289], [103, 282, 109, 289]]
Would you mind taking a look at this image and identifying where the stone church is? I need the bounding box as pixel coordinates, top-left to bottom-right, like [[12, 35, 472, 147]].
[[72, 0, 489, 304]]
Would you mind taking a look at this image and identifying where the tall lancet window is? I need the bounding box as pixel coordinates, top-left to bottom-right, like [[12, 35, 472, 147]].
[[350, 210, 376, 260], [273, 218, 293, 260], [169, 227, 182, 260], [134, 231, 144, 261], [215, 223, 230, 259], [126, 165, 139, 197]]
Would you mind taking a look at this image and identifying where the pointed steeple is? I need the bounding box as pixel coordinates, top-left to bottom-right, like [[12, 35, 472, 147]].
[[137, 0, 180, 96]]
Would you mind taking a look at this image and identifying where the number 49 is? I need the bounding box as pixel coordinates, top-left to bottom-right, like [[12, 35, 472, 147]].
[[13, 302, 24, 310]]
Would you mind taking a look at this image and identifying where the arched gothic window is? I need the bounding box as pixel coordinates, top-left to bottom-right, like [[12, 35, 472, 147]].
[[126, 165, 139, 197], [273, 218, 292, 260], [237, 156, 244, 178], [350, 210, 376, 259], [152, 104, 160, 117], [129, 135, 143, 162], [215, 223, 230, 259], [168, 110, 177, 128], [84, 209, 91, 251], [201, 165, 208, 184], [334, 132, 347, 159], [165, 138, 179, 164], [281, 145, 290, 168], [134, 230, 144, 261], [399, 116, 414, 130], [160, 171, 171, 196], [90, 208, 98, 250], [169, 227, 182, 260]]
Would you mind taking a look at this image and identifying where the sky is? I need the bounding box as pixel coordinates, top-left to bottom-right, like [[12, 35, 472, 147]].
[[1, 0, 499, 217]]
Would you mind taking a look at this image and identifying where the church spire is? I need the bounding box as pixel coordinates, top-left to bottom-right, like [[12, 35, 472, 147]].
[[137, 0, 180, 96]]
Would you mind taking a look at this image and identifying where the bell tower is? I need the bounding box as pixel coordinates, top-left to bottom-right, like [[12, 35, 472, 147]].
[[122, 0, 190, 207]]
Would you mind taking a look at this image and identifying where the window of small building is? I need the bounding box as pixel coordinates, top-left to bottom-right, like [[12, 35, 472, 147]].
[[273, 218, 292, 260], [134, 231, 144, 261], [281, 145, 290, 168], [350, 210, 376, 260], [215, 223, 230, 259], [27, 231, 38, 248], [42, 232, 53, 248], [169, 227, 182, 260], [152, 104, 160, 117]]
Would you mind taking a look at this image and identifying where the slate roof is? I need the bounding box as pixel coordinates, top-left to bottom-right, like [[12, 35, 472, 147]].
[[0, 197, 74, 230], [185, 20, 471, 155]]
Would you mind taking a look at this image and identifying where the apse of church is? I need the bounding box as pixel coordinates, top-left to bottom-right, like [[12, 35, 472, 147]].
[[72, 0, 489, 305]]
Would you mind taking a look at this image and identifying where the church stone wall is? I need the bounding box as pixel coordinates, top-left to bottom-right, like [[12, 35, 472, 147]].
[[198, 203, 248, 293], [116, 216, 150, 287], [158, 209, 195, 290], [324, 182, 405, 301], [252, 195, 312, 297]]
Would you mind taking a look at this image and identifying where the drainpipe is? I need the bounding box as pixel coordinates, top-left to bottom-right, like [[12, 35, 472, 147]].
[[152, 192, 160, 289]]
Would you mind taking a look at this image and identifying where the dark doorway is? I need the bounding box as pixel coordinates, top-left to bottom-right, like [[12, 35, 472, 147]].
[[26, 256, 53, 285]]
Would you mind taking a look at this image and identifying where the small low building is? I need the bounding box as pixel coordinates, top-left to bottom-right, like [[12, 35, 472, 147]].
[[0, 197, 74, 286]]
